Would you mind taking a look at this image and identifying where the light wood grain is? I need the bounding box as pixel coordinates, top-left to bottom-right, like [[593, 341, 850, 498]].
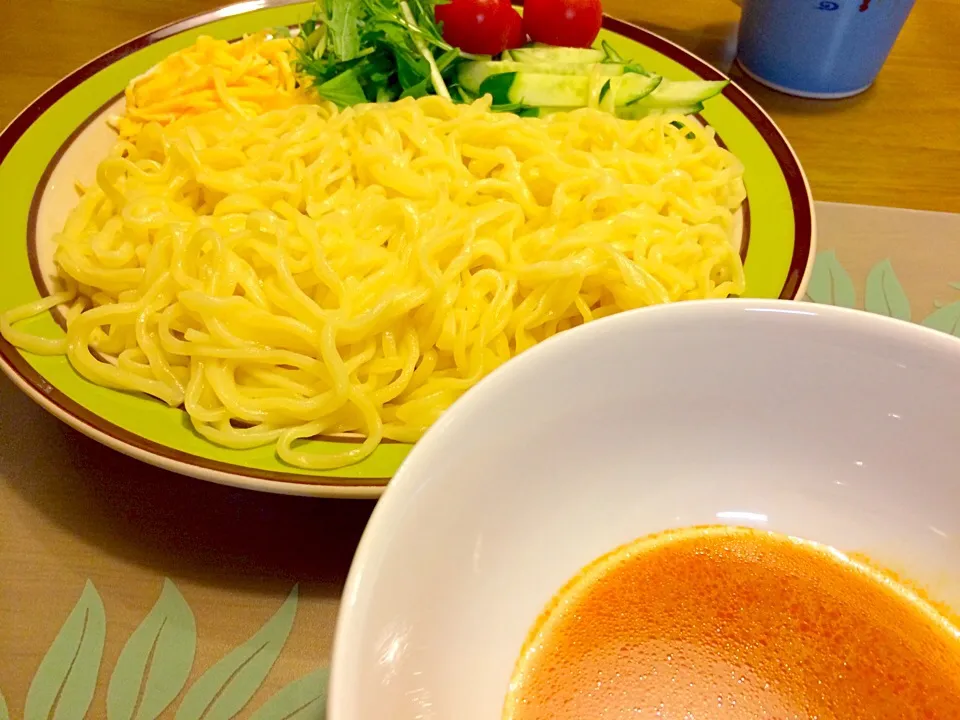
[[0, 0, 958, 212]]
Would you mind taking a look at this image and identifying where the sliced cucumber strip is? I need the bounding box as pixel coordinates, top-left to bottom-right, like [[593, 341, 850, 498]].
[[478, 72, 587, 107], [508, 46, 605, 65], [631, 80, 727, 109], [614, 74, 663, 105], [617, 102, 705, 120], [478, 72, 661, 109], [600, 39, 624, 63], [664, 103, 705, 115], [458, 61, 626, 94]]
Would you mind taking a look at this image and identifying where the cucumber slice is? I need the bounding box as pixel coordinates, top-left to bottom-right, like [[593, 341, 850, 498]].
[[617, 102, 705, 120], [479, 72, 661, 109], [479, 73, 587, 107], [612, 74, 662, 105], [508, 47, 605, 65], [600, 40, 624, 63], [631, 80, 727, 109], [524, 100, 693, 120], [458, 61, 626, 95], [664, 103, 705, 116]]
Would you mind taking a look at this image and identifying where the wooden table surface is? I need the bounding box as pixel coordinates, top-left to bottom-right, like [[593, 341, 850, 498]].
[[1, 0, 958, 213], [1, 2, 959, 719]]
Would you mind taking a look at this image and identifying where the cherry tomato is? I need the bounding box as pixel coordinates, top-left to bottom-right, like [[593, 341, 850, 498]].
[[436, 0, 514, 55], [522, 0, 603, 48], [503, 8, 526, 49]]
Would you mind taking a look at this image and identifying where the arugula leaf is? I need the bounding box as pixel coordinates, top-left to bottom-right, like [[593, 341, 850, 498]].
[[395, 49, 429, 89], [377, 86, 399, 102], [296, 50, 360, 84], [294, 0, 462, 106], [363, 0, 450, 52], [399, 79, 431, 99], [399, 49, 458, 98], [316, 67, 369, 107], [403, 0, 452, 50], [433, 47, 460, 73], [361, 48, 397, 87], [399, 0, 451, 97], [327, 0, 362, 60]]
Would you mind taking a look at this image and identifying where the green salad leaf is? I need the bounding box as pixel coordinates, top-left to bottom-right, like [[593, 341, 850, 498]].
[[315, 66, 369, 107], [292, 0, 667, 118], [328, 0, 362, 60], [294, 0, 464, 107]]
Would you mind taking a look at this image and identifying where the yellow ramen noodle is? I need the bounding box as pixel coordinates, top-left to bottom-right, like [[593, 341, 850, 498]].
[[112, 33, 309, 139], [2, 96, 745, 470]]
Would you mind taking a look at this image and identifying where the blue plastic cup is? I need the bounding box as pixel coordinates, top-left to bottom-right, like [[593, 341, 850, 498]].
[[735, 0, 916, 99]]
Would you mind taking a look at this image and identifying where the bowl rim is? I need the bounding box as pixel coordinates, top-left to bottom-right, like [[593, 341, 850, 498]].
[[328, 298, 960, 715]]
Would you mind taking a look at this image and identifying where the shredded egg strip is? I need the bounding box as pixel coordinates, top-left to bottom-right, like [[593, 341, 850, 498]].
[[111, 33, 311, 139]]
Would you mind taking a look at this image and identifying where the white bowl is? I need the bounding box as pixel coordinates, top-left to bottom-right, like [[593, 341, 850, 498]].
[[329, 300, 960, 720]]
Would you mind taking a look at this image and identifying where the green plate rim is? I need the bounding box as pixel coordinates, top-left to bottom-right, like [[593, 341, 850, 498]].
[[0, 0, 815, 497]]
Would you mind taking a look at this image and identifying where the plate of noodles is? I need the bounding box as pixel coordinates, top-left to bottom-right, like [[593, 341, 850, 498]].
[[0, 0, 814, 497]]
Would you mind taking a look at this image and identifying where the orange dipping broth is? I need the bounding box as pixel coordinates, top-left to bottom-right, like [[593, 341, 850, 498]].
[[503, 526, 960, 719]]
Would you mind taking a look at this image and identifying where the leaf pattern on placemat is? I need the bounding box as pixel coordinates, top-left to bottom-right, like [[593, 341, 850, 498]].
[[804, 250, 856, 307], [805, 252, 960, 340], [250, 667, 329, 720], [174, 585, 300, 720], [9, 580, 329, 720], [922, 301, 960, 337], [107, 578, 197, 720], [24, 580, 106, 720], [863, 259, 910, 320]]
